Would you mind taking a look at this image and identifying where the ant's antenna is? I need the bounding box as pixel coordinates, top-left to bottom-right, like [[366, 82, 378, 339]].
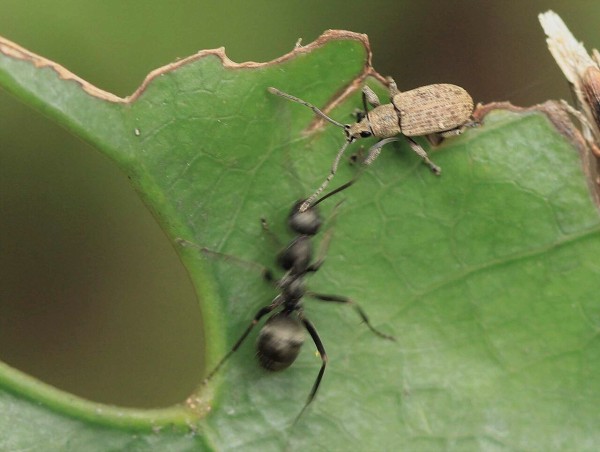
[[310, 164, 368, 208], [268, 87, 348, 130]]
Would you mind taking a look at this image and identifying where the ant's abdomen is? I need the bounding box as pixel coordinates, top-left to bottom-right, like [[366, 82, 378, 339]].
[[257, 313, 305, 371]]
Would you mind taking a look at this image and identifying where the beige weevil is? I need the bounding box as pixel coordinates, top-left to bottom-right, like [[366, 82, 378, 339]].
[[269, 77, 476, 211]]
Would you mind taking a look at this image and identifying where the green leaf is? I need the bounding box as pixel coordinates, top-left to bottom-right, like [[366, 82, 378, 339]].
[[1, 31, 600, 451]]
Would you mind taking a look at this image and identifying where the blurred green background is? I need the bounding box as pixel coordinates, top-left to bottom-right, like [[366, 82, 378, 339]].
[[1, 1, 599, 408]]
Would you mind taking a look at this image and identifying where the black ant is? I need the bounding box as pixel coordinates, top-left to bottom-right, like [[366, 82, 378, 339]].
[[180, 199, 394, 422]]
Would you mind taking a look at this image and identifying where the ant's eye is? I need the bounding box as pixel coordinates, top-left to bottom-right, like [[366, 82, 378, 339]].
[[360, 131, 372, 138]]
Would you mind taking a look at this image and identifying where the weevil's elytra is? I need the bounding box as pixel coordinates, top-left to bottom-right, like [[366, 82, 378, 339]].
[[392, 84, 474, 136], [269, 77, 476, 211]]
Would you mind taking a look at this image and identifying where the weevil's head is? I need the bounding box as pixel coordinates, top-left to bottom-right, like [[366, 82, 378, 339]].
[[346, 120, 372, 142]]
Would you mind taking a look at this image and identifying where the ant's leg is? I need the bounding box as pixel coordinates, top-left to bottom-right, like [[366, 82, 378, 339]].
[[176, 238, 277, 286], [260, 217, 283, 249], [305, 200, 345, 273], [294, 316, 328, 424], [306, 291, 395, 341], [404, 136, 441, 175], [204, 298, 283, 382]]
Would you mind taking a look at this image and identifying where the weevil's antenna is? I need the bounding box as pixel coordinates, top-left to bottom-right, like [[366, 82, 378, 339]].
[[311, 163, 368, 208], [269, 86, 356, 212], [268, 87, 348, 129], [299, 140, 350, 212]]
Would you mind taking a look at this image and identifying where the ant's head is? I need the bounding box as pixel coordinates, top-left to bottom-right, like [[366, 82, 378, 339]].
[[288, 200, 322, 236], [256, 312, 304, 371]]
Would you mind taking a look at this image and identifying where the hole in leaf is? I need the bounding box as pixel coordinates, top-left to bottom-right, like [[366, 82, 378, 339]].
[[0, 93, 204, 408]]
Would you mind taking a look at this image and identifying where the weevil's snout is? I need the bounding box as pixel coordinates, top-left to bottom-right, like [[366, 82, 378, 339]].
[[343, 124, 353, 142]]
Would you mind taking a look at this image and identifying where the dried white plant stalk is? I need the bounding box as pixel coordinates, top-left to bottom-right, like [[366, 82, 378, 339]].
[[539, 10, 600, 156]]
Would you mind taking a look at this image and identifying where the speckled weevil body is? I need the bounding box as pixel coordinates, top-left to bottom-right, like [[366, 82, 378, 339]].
[[269, 77, 476, 210], [352, 78, 473, 143]]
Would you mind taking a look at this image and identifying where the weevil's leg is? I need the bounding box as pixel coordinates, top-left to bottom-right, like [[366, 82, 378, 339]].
[[449, 119, 480, 135], [352, 108, 366, 122], [349, 145, 366, 164], [306, 292, 396, 341], [404, 136, 441, 175], [439, 128, 467, 138], [427, 120, 479, 146], [175, 238, 277, 285], [362, 86, 381, 108], [361, 86, 379, 128], [425, 133, 444, 146], [299, 140, 351, 212], [363, 137, 403, 166], [203, 298, 283, 382], [293, 315, 327, 424], [386, 76, 400, 98], [362, 135, 441, 176]]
